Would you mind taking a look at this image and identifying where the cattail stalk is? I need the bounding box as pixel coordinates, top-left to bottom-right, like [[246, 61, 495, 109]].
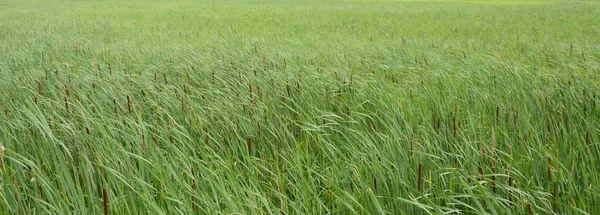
[[491, 127, 496, 193], [191, 170, 196, 212]]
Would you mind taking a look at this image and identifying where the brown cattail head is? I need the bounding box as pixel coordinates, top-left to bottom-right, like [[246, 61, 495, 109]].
[[548, 157, 552, 181], [586, 131, 590, 145], [373, 175, 377, 191], [417, 163, 422, 192], [64, 97, 69, 112], [528, 204, 533, 215], [103, 186, 108, 215], [495, 106, 500, 124], [127, 96, 131, 114], [65, 85, 71, 98], [453, 114, 457, 137], [508, 176, 513, 204]]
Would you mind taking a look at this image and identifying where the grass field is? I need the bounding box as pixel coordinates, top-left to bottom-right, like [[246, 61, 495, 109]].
[[1, 0, 599, 214]]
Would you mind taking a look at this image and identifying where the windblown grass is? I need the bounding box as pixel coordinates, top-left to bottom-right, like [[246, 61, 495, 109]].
[[0, 0, 599, 214]]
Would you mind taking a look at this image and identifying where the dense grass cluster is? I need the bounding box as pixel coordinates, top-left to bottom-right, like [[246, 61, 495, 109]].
[[1, 0, 599, 214]]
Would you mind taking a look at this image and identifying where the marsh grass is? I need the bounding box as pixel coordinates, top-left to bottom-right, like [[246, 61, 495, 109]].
[[0, 0, 599, 214]]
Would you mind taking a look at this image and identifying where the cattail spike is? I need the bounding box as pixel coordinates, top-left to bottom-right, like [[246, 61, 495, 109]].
[[127, 96, 131, 114], [373, 175, 377, 191], [103, 187, 108, 215], [417, 163, 423, 192]]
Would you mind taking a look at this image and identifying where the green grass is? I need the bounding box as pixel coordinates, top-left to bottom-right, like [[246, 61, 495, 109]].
[[1, 0, 599, 214]]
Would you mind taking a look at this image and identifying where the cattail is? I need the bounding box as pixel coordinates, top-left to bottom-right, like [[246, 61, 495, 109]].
[[64, 97, 69, 112], [181, 95, 185, 112], [586, 130, 590, 145], [38, 185, 44, 199], [346, 107, 350, 116], [85, 127, 90, 135], [495, 106, 500, 124], [141, 132, 145, 155], [257, 122, 261, 138], [204, 128, 209, 145], [127, 96, 131, 114], [491, 127, 496, 193], [452, 113, 457, 137], [103, 186, 108, 215], [65, 85, 70, 98], [417, 163, 422, 192], [349, 74, 353, 87], [163, 71, 167, 84], [569, 44, 573, 56], [373, 175, 377, 191], [108, 63, 112, 74], [508, 176, 513, 204], [528, 204, 533, 215], [548, 157, 552, 181], [247, 136, 252, 157], [409, 137, 413, 157]]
